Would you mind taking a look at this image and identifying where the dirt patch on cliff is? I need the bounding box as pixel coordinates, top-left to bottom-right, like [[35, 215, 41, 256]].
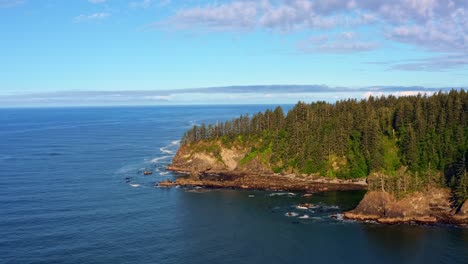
[[169, 141, 249, 174], [220, 147, 245, 171]]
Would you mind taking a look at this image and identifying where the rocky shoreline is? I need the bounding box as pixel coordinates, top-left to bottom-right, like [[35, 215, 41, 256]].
[[162, 142, 467, 227], [160, 167, 467, 227], [158, 168, 367, 192]]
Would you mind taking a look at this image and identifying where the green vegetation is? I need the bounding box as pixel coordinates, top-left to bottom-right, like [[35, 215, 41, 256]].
[[182, 90, 467, 204]]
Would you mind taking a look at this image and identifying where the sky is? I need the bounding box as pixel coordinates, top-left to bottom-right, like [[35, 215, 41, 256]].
[[0, 0, 467, 106]]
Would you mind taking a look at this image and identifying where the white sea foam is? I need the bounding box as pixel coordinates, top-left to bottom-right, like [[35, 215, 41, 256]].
[[159, 140, 181, 155], [299, 214, 310, 219], [321, 205, 340, 210], [129, 184, 140, 188], [159, 171, 170, 176], [269, 192, 288, 196], [285, 212, 299, 217], [160, 147, 174, 155], [334, 214, 344, 221], [151, 155, 172, 163]]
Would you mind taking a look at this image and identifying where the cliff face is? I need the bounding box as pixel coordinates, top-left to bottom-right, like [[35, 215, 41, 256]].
[[163, 140, 367, 191], [344, 188, 467, 226], [167, 141, 272, 175]]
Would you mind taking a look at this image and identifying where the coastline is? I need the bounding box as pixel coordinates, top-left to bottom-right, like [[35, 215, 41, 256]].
[[163, 141, 467, 227], [159, 167, 467, 227], [159, 166, 367, 192]]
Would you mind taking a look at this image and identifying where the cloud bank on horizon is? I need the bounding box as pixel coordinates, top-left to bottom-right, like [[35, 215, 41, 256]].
[[0, 86, 462, 107]]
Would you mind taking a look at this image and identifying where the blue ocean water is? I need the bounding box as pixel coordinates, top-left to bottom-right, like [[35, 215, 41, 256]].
[[0, 106, 467, 264]]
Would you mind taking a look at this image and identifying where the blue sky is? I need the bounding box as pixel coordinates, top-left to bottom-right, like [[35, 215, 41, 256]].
[[0, 0, 467, 106]]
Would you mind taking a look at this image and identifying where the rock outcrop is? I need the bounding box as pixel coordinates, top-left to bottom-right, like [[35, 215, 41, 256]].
[[167, 141, 273, 175], [344, 188, 467, 226], [168, 142, 245, 173]]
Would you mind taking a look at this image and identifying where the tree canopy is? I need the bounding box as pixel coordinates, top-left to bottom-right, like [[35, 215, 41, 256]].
[[182, 90, 467, 204]]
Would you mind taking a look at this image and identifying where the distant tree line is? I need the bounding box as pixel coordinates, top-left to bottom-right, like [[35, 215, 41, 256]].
[[182, 90, 467, 204]]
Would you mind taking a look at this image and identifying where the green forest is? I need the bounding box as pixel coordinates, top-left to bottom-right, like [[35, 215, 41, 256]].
[[182, 90, 467, 204]]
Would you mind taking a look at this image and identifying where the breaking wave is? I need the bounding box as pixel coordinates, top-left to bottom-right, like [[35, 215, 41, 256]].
[[159, 140, 180, 155], [151, 155, 172, 163]]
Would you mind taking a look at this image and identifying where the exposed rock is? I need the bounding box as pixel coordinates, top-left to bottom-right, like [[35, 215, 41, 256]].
[[453, 200, 468, 226], [457, 200, 468, 216], [156, 173, 366, 192], [344, 188, 466, 226], [353, 191, 394, 219], [220, 147, 244, 171], [168, 141, 247, 174]]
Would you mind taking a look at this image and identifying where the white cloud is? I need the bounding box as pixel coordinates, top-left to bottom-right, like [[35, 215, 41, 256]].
[[143, 95, 171, 101], [159, 1, 468, 52], [74, 12, 110, 23], [390, 54, 468, 71], [166, 1, 259, 31], [299, 31, 378, 53], [155, 0, 468, 69]]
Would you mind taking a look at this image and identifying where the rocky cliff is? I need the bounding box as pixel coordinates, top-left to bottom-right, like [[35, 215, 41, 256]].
[[167, 140, 272, 175], [164, 140, 366, 191]]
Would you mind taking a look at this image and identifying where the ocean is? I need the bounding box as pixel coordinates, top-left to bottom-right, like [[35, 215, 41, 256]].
[[0, 106, 466, 264]]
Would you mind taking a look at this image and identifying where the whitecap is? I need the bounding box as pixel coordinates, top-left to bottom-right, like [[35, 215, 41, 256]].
[[160, 147, 175, 155], [159, 171, 170, 176], [151, 155, 172, 163], [321, 205, 340, 211], [129, 184, 140, 188], [269, 192, 287, 196], [299, 214, 310, 219], [170, 140, 181, 146], [334, 214, 344, 221], [159, 140, 181, 155]]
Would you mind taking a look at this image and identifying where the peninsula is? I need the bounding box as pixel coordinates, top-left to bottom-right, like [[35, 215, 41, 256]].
[[160, 90, 468, 226]]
